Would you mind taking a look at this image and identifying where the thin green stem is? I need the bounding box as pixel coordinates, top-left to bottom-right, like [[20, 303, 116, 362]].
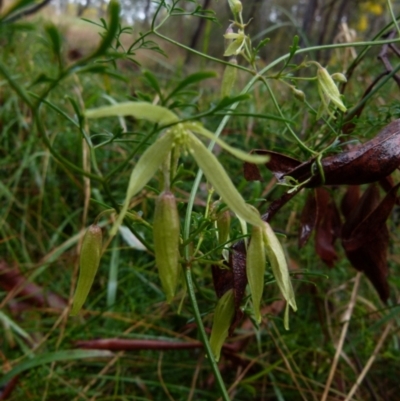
[[260, 77, 316, 155], [151, 0, 168, 31], [34, 108, 104, 182], [183, 265, 231, 401], [0, 61, 33, 108], [259, 37, 400, 77], [386, 0, 400, 37], [153, 30, 254, 75]]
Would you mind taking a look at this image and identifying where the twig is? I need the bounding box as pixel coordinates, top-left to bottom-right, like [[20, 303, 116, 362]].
[[321, 272, 361, 401], [378, 30, 400, 89], [188, 355, 204, 401], [224, 353, 266, 401], [75, 338, 203, 350], [158, 352, 176, 401], [0, 375, 19, 401]]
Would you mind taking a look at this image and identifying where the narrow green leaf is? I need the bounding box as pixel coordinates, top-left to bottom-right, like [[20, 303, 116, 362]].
[[0, 311, 33, 342], [255, 37, 270, 52], [0, 0, 34, 22], [210, 289, 235, 361], [76, 64, 127, 81], [86, 101, 179, 126], [185, 122, 269, 164], [0, 350, 112, 387], [188, 132, 263, 227], [289, 35, 300, 55], [110, 132, 175, 236], [29, 94, 79, 128], [89, 0, 120, 59], [71, 224, 103, 316], [44, 23, 62, 59], [212, 94, 251, 113], [143, 70, 162, 98], [166, 71, 217, 102]]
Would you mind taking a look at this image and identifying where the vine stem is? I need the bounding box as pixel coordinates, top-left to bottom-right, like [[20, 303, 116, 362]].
[[386, 0, 400, 37]]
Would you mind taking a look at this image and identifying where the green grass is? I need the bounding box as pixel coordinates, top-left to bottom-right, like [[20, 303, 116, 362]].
[[1, 1, 400, 400]]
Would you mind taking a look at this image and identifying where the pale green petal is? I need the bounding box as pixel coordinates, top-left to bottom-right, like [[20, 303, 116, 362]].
[[86, 101, 179, 126], [246, 225, 266, 323], [224, 36, 245, 57], [224, 32, 241, 39], [210, 289, 235, 361], [221, 64, 238, 98], [110, 132, 175, 236], [184, 122, 269, 164], [188, 132, 263, 227], [263, 222, 297, 314]]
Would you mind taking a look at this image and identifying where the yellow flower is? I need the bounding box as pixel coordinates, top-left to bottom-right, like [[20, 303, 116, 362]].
[[357, 14, 368, 32]]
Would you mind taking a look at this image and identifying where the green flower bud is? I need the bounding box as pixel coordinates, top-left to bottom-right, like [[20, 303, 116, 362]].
[[153, 191, 180, 303], [291, 86, 305, 102], [330, 72, 347, 83], [227, 0, 242, 15], [246, 225, 266, 323], [71, 224, 103, 316], [210, 289, 235, 361], [317, 66, 347, 113]]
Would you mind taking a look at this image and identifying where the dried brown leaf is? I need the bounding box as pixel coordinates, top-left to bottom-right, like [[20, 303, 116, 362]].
[[341, 184, 400, 302], [244, 150, 301, 182], [315, 189, 341, 267]]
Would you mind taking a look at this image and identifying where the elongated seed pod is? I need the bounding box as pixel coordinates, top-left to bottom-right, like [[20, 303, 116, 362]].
[[246, 225, 266, 323], [71, 224, 102, 316], [221, 62, 237, 98], [210, 289, 235, 362], [153, 191, 180, 303]]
